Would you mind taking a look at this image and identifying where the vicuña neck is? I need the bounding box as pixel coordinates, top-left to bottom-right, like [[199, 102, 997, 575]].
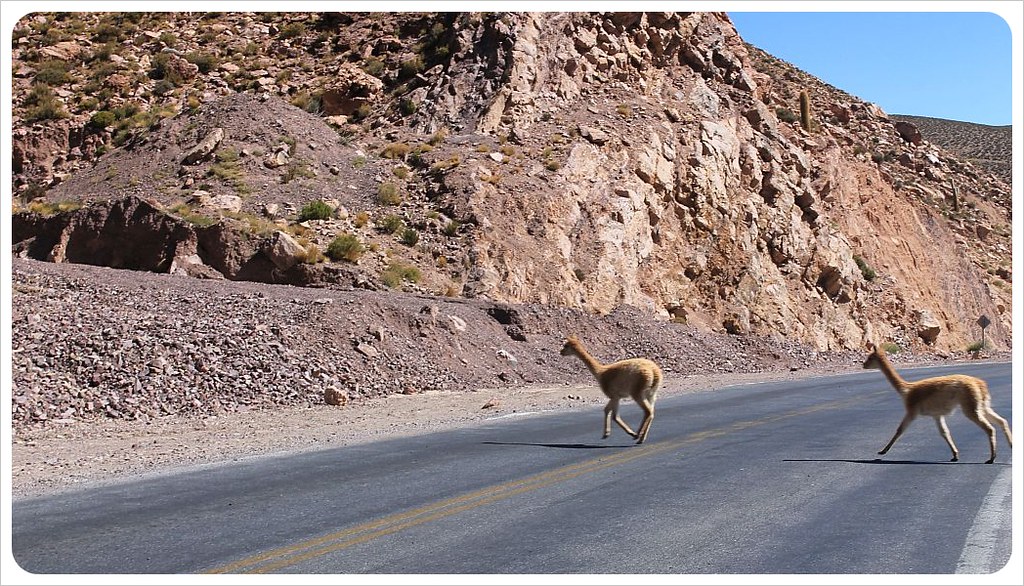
[[875, 352, 908, 393], [571, 344, 605, 376]]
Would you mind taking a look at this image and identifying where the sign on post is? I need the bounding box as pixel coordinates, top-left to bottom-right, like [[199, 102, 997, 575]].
[[977, 315, 991, 349]]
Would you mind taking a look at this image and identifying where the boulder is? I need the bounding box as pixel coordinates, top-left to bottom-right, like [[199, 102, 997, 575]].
[[916, 310, 942, 344], [181, 128, 225, 165]]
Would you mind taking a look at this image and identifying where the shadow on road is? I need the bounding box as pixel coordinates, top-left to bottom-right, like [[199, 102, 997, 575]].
[[481, 440, 632, 450], [783, 458, 1009, 466]]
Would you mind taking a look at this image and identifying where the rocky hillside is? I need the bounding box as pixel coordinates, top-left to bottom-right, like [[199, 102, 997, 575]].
[[890, 114, 1012, 185], [10, 12, 1012, 363]]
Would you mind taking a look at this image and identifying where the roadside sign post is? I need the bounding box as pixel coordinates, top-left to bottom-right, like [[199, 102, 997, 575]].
[[977, 315, 991, 349]]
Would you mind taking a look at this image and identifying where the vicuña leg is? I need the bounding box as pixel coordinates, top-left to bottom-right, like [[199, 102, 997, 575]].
[[603, 398, 637, 439], [879, 414, 915, 456], [963, 408, 998, 464], [635, 399, 655, 445], [934, 416, 959, 462], [985, 405, 1013, 447]]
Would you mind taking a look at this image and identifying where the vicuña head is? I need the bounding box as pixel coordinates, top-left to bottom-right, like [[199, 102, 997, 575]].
[[862, 341, 1012, 464], [560, 334, 663, 445]]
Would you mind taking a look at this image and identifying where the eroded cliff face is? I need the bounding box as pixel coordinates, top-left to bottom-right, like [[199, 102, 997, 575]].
[[11, 12, 1011, 353], [424, 12, 1010, 352]]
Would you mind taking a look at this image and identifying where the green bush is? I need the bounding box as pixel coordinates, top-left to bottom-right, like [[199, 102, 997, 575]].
[[23, 84, 68, 121], [362, 57, 386, 77], [88, 110, 116, 129], [279, 22, 306, 39], [443, 220, 460, 237], [382, 262, 421, 288], [185, 51, 219, 74], [327, 234, 364, 263], [853, 256, 876, 281], [399, 56, 425, 79], [776, 107, 799, 124], [967, 341, 987, 353], [34, 60, 70, 85], [298, 200, 334, 221], [400, 99, 417, 116], [399, 228, 420, 246], [376, 214, 404, 234]]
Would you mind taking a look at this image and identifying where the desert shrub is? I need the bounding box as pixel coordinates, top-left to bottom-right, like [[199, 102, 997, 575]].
[[279, 22, 306, 39], [427, 129, 447, 145], [297, 243, 325, 264], [290, 92, 322, 114], [382, 262, 421, 288], [186, 51, 219, 73], [27, 200, 83, 216], [381, 142, 411, 159], [376, 214, 404, 234], [34, 60, 70, 85], [616, 103, 632, 117], [881, 342, 902, 354], [327, 234, 364, 263], [362, 57, 385, 77], [853, 256, 876, 281], [298, 200, 333, 221], [393, 166, 410, 179], [169, 203, 217, 227], [443, 220, 460, 237], [208, 148, 250, 194], [353, 211, 370, 228], [281, 159, 315, 184], [352, 103, 372, 121], [153, 78, 176, 96], [88, 110, 116, 129], [430, 156, 461, 173], [23, 84, 68, 121], [967, 340, 987, 353], [776, 107, 799, 124], [400, 99, 417, 116], [399, 227, 420, 246], [377, 182, 402, 205], [399, 55, 425, 79], [159, 31, 178, 47]]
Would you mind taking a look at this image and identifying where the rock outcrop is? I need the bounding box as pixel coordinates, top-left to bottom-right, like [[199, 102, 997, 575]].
[[10, 12, 1012, 355]]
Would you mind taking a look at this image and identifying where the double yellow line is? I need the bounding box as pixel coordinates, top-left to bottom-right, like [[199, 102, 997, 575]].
[[205, 393, 873, 574]]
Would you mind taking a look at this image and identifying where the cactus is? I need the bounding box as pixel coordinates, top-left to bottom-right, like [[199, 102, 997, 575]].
[[949, 177, 960, 212], [799, 90, 812, 132]]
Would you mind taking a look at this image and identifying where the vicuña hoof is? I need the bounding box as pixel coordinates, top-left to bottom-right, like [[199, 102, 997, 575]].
[[950, 456, 959, 462], [985, 458, 995, 464]]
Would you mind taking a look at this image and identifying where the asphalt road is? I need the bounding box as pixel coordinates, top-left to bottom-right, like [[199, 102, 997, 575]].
[[10, 362, 1014, 576]]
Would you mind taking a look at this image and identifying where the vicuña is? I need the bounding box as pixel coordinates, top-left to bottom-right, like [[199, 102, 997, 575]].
[[862, 342, 1012, 463], [560, 335, 663, 444]]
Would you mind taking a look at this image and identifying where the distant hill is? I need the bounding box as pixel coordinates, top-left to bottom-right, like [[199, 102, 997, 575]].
[[891, 114, 1011, 185]]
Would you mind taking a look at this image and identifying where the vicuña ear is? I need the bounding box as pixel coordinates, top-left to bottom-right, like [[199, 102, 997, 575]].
[[865, 341, 875, 351]]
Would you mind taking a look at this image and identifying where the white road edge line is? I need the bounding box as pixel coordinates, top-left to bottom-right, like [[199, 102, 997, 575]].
[[956, 467, 1012, 574]]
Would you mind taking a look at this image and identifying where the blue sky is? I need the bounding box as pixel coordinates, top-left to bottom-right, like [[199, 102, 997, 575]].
[[728, 11, 1014, 126]]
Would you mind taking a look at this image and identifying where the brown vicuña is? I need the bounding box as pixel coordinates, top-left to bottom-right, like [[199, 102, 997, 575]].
[[560, 335, 663, 444], [862, 342, 1012, 463]]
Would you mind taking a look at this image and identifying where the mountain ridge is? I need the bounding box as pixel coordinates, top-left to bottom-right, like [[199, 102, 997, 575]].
[[8, 11, 1013, 428]]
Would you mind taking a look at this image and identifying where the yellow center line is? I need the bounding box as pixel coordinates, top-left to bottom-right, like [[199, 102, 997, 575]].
[[207, 392, 875, 574]]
